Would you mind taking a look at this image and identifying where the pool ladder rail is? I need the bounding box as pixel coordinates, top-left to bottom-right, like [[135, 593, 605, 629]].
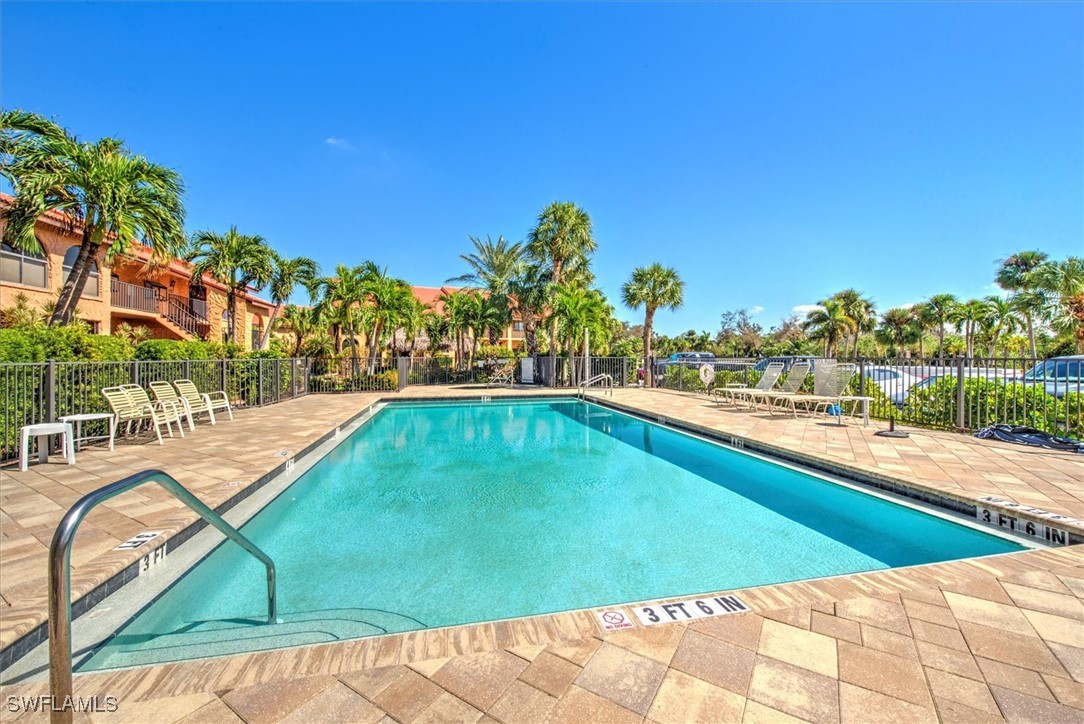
[[578, 373, 614, 398], [47, 470, 277, 724]]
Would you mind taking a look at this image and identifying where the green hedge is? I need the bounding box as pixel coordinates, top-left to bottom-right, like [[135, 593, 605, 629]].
[[902, 377, 1083, 438]]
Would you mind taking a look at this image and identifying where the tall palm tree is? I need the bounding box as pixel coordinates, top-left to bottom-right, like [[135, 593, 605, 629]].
[[1, 109, 186, 324], [187, 227, 273, 344], [983, 296, 1020, 357], [553, 285, 614, 385], [803, 298, 855, 357], [507, 264, 551, 360], [527, 202, 596, 380], [449, 235, 526, 343], [996, 251, 1049, 358], [875, 308, 916, 355], [924, 294, 958, 361], [621, 264, 685, 386], [278, 304, 323, 358], [360, 264, 413, 373], [314, 264, 370, 372], [833, 289, 876, 358], [440, 289, 483, 368], [909, 302, 936, 359], [947, 298, 989, 358], [259, 253, 319, 349], [1037, 257, 1084, 353]]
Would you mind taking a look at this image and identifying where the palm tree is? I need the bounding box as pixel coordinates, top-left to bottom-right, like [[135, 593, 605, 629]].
[[360, 264, 413, 373], [507, 263, 551, 360], [527, 202, 596, 381], [996, 251, 1049, 357], [803, 299, 855, 357], [278, 304, 323, 358], [187, 227, 274, 344], [909, 303, 936, 359], [1, 109, 186, 324], [449, 235, 526, 343], [947, 298, 989, 358], [621, 264, 685, 386], [833, 289, 876, 358], [314, 264, 370, 372], [924, 294, 958, 361], [259, 253, 319, 350], [440, 289, 483, 368], [553, 285, 614, 385], [1037, 257, 1084, 353], [875, 308, 916, 355], [983, 296, 1020, 357]]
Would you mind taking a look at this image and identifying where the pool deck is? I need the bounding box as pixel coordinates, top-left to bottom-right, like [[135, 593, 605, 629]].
[[1, 385, 1082, 722]]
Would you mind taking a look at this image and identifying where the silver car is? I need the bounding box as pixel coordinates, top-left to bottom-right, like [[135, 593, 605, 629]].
[[1020, 356, 1084, 399]]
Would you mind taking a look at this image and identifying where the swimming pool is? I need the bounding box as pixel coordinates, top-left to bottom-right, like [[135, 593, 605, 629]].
[[82, 399, 1024, 670]]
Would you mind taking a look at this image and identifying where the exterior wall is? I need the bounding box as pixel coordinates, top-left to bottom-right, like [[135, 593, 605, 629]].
[[2, 207, 277, 344], [0, 219, 112, 331]]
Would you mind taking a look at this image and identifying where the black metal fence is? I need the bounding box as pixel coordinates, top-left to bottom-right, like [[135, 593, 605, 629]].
[[644, 354, 1081, 438], [307, 357, 399, 393], [1, 359, 310, 460]]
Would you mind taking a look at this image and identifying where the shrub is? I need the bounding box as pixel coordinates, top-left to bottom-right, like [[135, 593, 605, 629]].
[[0, 328, 45, 362], [82, 334, 134, 361], [477, 344, 514, 360], [134, 339, 190, 360], [903, 377, 1082, 438]]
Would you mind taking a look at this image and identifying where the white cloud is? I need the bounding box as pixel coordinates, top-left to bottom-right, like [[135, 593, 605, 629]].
[[325, 137, 355, 151], [791, 304, 823, 315], [749, 305, 764, 315]]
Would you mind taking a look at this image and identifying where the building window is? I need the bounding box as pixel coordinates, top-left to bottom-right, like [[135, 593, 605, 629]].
[[251, 316, 263, 350], [222, 310, 231, 342], [62, 247, 100, 297], [0, 243, 48, 288], [513, 322, 524, 332]]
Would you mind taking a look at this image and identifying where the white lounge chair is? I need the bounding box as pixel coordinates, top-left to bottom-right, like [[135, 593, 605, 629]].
[[792, 363, 862, 418], [102, 386, 180, 445], [488, 360, 516, 388], [750, 361, 813, 415], [174, 379, 234, 424], [714, 362, 785, 407]]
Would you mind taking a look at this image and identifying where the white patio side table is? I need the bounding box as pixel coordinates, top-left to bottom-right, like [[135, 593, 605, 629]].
[[19, 422, 76, 471], [60, 412, 116, 451]]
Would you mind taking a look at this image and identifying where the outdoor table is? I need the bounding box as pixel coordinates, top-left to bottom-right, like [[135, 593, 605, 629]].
[[838, 396, 873, 427], [19, 422, 76, 471], [60, 412, 116, 451]]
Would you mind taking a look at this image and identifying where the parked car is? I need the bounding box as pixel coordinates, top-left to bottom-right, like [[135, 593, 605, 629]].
[[751, 356, 823, 373], [653, 351, 716, 377], [861, 366, 923, 406], [1020, 356, 1084, 399]]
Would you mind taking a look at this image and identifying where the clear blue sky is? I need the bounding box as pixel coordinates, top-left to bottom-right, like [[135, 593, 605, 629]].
[[3, 2, 1081, 335]]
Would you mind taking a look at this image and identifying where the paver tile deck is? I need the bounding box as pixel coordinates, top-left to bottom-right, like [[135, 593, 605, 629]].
[[1, 384, 1082, 722]]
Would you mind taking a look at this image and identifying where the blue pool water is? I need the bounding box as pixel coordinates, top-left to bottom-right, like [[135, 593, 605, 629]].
[[82, 399, 1023, 670]]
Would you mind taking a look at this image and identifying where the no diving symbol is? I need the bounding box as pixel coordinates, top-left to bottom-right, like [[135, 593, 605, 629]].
[[597, 609, 634, 631]]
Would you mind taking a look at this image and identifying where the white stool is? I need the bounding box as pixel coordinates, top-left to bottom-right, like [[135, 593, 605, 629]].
[[19, 422, 76, 472]]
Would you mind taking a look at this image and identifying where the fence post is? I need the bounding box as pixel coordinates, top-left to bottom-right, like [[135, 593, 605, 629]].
[[131, 361, 139, 387], [46, 360, 56, 423], [183, 360, 191, 381], [858, 358, 865, 400], [221, 361, 228, 397], [274, 359, 281, 403], [956, 357, 966, 432], [397, 357, 409, 392], [622, 358, 628, 388], [257, 362, 265, 407]]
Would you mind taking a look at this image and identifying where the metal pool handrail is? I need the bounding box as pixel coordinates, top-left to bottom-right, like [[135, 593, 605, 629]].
[[48, 469, 276, 724], [578, 373, 614, 397]]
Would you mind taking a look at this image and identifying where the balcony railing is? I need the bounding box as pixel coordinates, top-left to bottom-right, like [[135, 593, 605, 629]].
[[110, 278, 158, 313], [110, 279, 210, 339]]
